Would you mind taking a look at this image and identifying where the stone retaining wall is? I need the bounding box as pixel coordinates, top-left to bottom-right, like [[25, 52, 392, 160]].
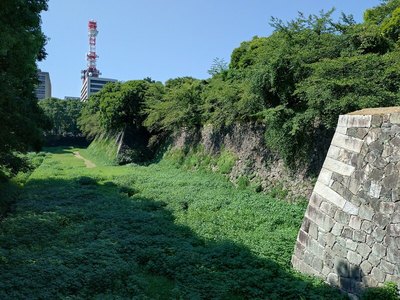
[[292, 109, 400, 298]]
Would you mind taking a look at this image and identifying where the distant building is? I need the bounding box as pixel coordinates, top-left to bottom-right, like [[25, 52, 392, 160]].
[[64, 96, 81, 101], [80, 76, 117, 101], [36, 70, 51, 100]]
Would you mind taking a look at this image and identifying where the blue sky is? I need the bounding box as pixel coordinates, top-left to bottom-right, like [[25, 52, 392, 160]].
[[38, 0, 381, 98]]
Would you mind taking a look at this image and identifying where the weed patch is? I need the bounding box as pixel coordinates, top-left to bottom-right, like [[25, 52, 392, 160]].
[[0, 147, 345, 299]]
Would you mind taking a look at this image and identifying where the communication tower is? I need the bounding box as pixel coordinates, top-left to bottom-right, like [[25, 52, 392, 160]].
[[81, 20, 101, 81]]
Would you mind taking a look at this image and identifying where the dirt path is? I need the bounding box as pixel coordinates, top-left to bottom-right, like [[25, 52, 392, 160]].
[[73, 151, 96, 168]]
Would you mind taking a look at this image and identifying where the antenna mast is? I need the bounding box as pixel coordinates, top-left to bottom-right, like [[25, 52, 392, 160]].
[[81, 20, 101, 81]]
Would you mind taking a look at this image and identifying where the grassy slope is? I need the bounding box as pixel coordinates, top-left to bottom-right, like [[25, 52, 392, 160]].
[[0, 147, 345, 299]]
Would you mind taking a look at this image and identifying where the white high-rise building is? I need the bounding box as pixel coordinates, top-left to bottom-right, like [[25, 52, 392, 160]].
[[80, 76, 117, 101], [36, 70, 51, 100]]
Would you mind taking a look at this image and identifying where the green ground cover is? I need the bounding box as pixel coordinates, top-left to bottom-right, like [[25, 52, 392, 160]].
[[0, 147, 345, 299]]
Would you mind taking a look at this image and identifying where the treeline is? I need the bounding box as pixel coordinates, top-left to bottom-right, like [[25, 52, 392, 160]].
[[78, 0, 400, 168], [0, 0, 49, 179]]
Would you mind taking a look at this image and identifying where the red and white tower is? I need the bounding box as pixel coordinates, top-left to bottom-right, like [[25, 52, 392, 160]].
[[81, 20, 101, 81]]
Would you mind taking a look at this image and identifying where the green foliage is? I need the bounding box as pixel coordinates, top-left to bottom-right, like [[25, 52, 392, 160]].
[[207, 57, 228, 76], [78, 92, 102, 138], [144, 77, 205, 132], [163, 147, 237, 176], [80, 2, 400, 170], [237, 176, 250, 190], [0, 0, 49, 174], [39, 98, 83, 136], [0, 151, 46, 218], [216, 149, 237, 174], [361, 282, 399, 300], [0, 147, 344, 299], [80, 135, 119, 166]]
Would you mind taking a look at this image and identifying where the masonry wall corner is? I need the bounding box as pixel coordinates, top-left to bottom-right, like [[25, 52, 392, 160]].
[[292, 108, 400, 297]]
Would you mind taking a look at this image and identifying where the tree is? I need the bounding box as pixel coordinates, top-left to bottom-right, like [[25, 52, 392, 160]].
[[39, 98, 83, 136], [0, 0, 49, 176], [207, 57, 228, 76], [144, 77, 204, 132]]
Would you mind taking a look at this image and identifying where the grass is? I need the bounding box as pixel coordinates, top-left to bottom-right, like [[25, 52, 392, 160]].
[[0, 146, 346, 299]]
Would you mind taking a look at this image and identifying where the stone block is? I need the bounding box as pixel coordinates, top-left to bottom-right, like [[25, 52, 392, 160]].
[[371, 227, 386, 242], [323, 157, 356, 177], [335, 210, 350, 224], [309, 238, 325, 257], [317, 232, 327, 247], [327, 145, 341, 160], [357, 243, 372, 259], [294, 242, 305, 259], [359, 205, 374, 221], [313, 212, 335, 233], [360, 260, 373, 275], [320, 201, 337, 218], [326, 233, 336, 248], [373, 213, 390, 229], [343, 201, 359, 215], [371, 267, 386, 283], [382, 174, 398, 191], [349, 215, 362, 230], [309, 192, 323, 208], [327, 273, 339, 286], [353, 230, 366, 243], [312, 257, 323, 272], [372, 156, 387, 169], [349, 177, 360, 195], [380, 202, 396, 215], [368, 181, 382, 198], [314, 181, 346, 209], [384, 236, 398, 251], [387, 247, 400, 264], [392, 213, 400, 223], [368, 254, 381, 267], [333, 242, 348, 258], [346, 239, 358, 251], [344, 115, 372, 128], [341, 226, 354, 239], [385, 274, 400, 285], [347, 128, 369, 139], [363, 275, 378, 287], [298, 229, 310, 246], [390, 135, 400, 147], [309, 222, 319, 240], [304, 251, 314, 266], [347, 251, 362, 265], [338, 115, 349, 127], [379, 260, 396, 275], [390, 113, 400, 124], [322, 266, 331, 276], [372, 244, 387, 259], [317, 168, 333, 186], [332, 223, 344, 236], [366, 235, 375, 247], [331, 132, 364, 153], [360, 220, 373, 234], [336, 126, 347, 134], [371, 115, 382, 127], [301, 217, 311, 233]]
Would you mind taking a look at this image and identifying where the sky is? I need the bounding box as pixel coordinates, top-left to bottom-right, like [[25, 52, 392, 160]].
[[38, 0, 382, 99]]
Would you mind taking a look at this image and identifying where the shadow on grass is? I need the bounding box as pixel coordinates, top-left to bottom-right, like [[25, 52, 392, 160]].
[[0, 176, 346, 299], [42, 146, 76, 155]]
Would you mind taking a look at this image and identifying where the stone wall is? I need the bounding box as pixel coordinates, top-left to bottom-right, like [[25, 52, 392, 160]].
[[292, 108, 400, 298], [171, 123, 318, 200]]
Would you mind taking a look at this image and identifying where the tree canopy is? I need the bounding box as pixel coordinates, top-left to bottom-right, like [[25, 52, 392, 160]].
[[78, 0, 400, 169], [0, 0, 49, 176]]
